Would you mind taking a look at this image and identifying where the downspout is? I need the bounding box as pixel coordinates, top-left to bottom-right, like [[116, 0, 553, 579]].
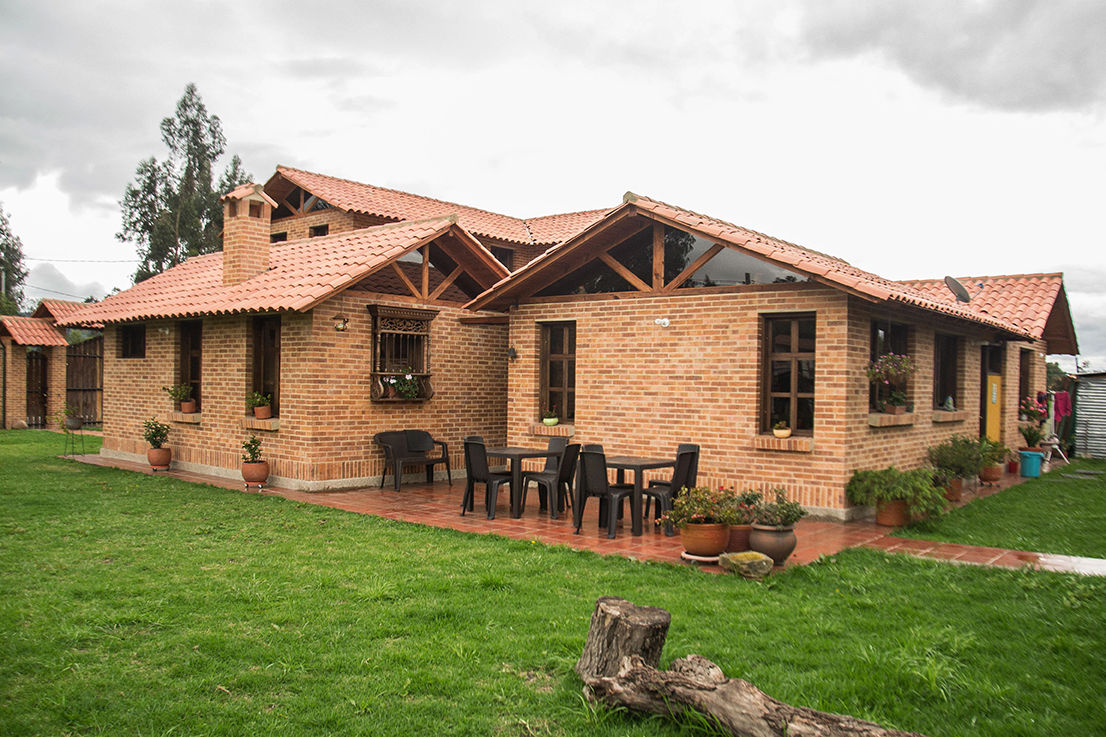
[[1, 340, 6, 429]]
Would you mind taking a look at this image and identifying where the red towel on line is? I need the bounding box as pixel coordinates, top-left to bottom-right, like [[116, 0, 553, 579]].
[[1054, 391, 1072, 419]]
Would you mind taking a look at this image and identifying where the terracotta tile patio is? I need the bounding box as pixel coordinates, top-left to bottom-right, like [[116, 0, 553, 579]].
[[72, 453, 1096, 575]]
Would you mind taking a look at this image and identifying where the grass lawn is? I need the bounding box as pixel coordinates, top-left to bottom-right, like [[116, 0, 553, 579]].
[[2, 430, 1104, 736], [897, 458, 1106, 559]]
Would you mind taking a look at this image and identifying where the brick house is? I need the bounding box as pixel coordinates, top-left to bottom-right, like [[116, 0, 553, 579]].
[[1, 299, 103, 429], [63, 171, 1077, 515]]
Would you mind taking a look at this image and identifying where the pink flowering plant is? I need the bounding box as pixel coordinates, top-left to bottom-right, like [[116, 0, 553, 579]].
[[1019, 395, 1048, 424], [865, 353, 917, 386], [719, 489, 763, 526], [393, 367, 420, 399], [657, 486, 737, 529]]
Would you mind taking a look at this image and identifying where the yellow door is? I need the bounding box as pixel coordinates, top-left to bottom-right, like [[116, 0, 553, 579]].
[[985, 374, 1002, 442]]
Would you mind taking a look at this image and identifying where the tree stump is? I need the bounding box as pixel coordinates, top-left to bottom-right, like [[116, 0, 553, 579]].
[[577, 598, 928, 737], [574, 596, 671, 681]]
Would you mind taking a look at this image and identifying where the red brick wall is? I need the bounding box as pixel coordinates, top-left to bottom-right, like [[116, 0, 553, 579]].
[[0, 340, 67, 429], [100, 293, 507, 489], [506, 284, 855, 514]]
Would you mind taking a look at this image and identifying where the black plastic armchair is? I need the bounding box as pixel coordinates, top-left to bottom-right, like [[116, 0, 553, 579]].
[[461, 436, 512, 519], [374, 430, 451, 492], [522, 441, 579, 520], [574, 448, 633, 539]]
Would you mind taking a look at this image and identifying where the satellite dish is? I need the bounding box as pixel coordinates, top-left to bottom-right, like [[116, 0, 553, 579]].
[[944, 276, 972, 303]]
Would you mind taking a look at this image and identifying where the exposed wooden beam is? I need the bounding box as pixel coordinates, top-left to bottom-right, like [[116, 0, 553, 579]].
[[391, 262, 422, 299], [663, 244, 723, 292], [459, 315, 509, 325], [599, 252, 651, 292], [652, 222, 665, 290], [429, 264, 465, 301], [514, 219, 651, 299], [420, 246, 430, 298]]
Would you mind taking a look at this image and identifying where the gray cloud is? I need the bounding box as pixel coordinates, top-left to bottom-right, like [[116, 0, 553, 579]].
[[24, 263, 107, 307], [796, 0, 1106, 112]]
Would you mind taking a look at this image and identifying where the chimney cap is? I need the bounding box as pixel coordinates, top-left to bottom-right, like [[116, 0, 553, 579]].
[[221, 183, 278, 208]]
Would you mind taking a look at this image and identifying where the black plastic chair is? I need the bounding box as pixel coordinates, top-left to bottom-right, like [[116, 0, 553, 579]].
[[521, 436, 568, 512], [574, 448, 633, 539], [643, 447, 699, 536], [523, 442, 579, 520], [374, 430, 451, 492], [461, 436, 512, 519]]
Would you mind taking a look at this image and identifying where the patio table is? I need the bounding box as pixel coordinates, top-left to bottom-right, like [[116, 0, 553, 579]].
[[486, 446, 561, 518], [604, 456, 676, 536]]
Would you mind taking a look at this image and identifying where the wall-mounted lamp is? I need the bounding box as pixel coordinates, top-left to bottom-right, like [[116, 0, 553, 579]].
[[654, 317, 670, 328], [332, 316, 349, 332], [507, 347, 518, 361], [157, 326, 171, 336]]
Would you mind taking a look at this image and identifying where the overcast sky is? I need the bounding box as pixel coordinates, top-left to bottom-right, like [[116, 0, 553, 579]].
[[1, 0, 1103, 368]]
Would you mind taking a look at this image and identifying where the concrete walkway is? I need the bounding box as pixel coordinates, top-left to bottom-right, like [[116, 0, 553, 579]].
[[70, 452, 1105, 576]]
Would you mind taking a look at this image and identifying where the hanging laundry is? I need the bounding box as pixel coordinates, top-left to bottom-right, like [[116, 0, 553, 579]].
[[1054, 391, 1072, 419]]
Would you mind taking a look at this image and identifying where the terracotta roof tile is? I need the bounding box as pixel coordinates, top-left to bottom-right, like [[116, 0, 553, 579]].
[[60, 217, 460, 326], [31, 299, 105, 328], [271, 166, 605, 247], [899, 273, 1064, 339], [469, 193, 1034, 339], [0, 316, 68, 346]]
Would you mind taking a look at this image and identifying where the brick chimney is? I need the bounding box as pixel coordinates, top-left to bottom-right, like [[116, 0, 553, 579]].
[[222, 183, 278, 285]]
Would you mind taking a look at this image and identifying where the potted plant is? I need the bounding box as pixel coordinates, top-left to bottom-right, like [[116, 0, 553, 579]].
[[62, 403, 83, 431], [866, 353, 916, 413], [926, 435, 982, 501], [246, 391, 272, 419], [749, 489, 805, 565], [163, 384, 196, 413], [772, 420, 791, 438], [978, 437, 1009, 483], [541, 405, 559, 426], [846, 467, 946, 527], [143, 417, 171, 470], [394, 367, 421, 400], [657, 486, 733, 557], [721, 490, 762, 552], [1018, 423, 1044, 451], [1019, 395, 1048, 425], [241, 433, 269, 490]]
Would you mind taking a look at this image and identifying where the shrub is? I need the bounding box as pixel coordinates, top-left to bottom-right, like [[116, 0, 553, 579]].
[[847, 467, 946, 520], [242, 434, 263, 463], [657, 486, 734, 529], [1019, 423, 1044, 448], [719, 490, 763, 525], [162, 384, 193, 402], [927, 435, 982, 480], [753, 489, 806, 527], [245, 391, 271, 409]]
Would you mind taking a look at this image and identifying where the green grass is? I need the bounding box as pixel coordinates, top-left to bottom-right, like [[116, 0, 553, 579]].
[[897, 458, 1106, 558], [2, 429, 1105, 736]]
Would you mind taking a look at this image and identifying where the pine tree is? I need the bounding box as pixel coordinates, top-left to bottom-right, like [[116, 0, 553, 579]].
[[118, 84, 252, 282], [0, 203, 28, 314]]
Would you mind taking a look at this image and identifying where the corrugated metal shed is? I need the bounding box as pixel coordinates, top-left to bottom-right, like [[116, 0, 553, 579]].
[[1074, 372, 1106, 459]]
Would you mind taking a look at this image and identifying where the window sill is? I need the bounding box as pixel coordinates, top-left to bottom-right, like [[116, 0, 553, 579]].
[[240, 416, 280, 431], [170, 411, 201, 424], [530, 423, 575, 437], [753, 435, 813, 453], [932, 410, 972, 423], [868, 412, 915, 428]]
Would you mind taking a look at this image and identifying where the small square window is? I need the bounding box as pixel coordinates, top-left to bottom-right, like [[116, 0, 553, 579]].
[[119, 324, 146, 359], [270, 232, 288, 243], [309, 224, 329, 238]]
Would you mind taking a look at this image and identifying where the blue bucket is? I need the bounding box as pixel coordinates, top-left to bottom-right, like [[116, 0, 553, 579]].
[[1019, 451, 1045, 478]]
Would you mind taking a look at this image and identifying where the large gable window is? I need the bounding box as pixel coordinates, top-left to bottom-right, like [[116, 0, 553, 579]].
[[369, 305, 437, 401], [762, 315, 815, 433]]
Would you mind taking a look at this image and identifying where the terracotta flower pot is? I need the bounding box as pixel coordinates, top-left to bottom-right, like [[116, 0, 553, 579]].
[[725, 524, 753, 552], [179, 399, 197, 413], [679, 523, 730, 556], [944, 477, 963, 502], [242, 460, 270, 487], [875, 499, 909, 527], [253, 405, 272, 419], [749, 524, 797, 566], [886, 405, 907, 415], [979, 464, 1002, 483], [147, 447, 171, 470]]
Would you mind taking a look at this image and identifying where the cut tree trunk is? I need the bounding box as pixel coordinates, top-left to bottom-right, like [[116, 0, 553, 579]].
[[577, 598, 927, 737]]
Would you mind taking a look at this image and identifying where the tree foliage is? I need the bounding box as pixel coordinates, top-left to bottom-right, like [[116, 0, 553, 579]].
[[0, 203, 29, 314], [118, 84, 252, 282]]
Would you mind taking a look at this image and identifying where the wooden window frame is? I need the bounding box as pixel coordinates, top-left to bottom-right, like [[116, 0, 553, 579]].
[[179, 320, 202, 410], [368, 305, 438, 402], [540, 321, 576, 422], [760, 314, 816, 434], [869, 320, 910, 409], [933, 333, 960, 409], [119, 324, 146, 359], [252, 315, 281, 415]]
